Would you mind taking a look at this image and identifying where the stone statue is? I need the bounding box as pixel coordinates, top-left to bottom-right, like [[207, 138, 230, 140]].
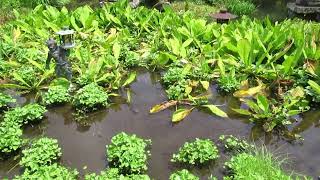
[[45, 38, 72, 81]]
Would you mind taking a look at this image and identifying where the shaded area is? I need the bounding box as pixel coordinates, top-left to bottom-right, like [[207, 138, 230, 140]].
[[0, 71, 319, 179]]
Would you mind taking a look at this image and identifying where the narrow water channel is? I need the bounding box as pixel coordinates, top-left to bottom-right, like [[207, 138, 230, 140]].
[[0, 71, 319, 179]]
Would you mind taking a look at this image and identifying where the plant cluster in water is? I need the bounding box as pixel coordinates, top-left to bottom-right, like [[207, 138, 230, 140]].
[[169, 169, 199, 180], [171, 138, 219, 165], [219, 135, 253, 153], [85, 168, 150, 180], [42, 85, 70, 105], [0, 92, 15, 110], [106, 132, 151, 174]]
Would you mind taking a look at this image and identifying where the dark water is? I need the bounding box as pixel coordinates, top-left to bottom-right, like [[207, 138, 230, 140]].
[[0, 71, 319, 179], [254, 0, 291, 21]]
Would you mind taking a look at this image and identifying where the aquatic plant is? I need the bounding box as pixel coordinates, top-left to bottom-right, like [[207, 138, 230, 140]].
[[72, 83, 109, 111], [20, 137, 62, 170], [217, 69, 241, 93], [85, 168, 120, 180], [171, 138, 219, 165], [3, 103, 47, 125], [106, 132, 151, 174], [224, 149, 291, 180], [0, 92, 15, 110], [13, 163, 78, 180], [219, 135, 253, 153], [0, 121, 24, 155], [169, 169, 199, 180], [42, 85, 70, 105]]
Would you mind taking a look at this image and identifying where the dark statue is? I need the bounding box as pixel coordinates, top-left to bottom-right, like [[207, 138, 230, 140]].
[[45, 38, 72, 81]]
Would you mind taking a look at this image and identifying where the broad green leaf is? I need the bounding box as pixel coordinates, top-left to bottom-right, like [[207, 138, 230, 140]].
[[182, 38, 193, 48], [233, 81, 266, 98], [113, 42, 121, 60], [122, 72, 136, 87], [172, 108, 194, 122], [232, 108, 252, 116], [237, 39, 251, 66], [257, 95, 269, 112], [308, 80, 320, 94], [203, 105, 228, 118]]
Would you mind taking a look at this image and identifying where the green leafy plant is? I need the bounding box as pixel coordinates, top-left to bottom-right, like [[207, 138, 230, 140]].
[[42, 85, 70, 105], [169, 169, 199, 180], [0, 121, 24, 155], [85, 168, 150, 180], [217, 69, 241, 93], [20, 137, 62, 170], [14, 163, 78, 180], [171, 138, 219, 165], [3, 103, 47, 125], [106, 132, 151, 174], [219, 135, 253, 153], [72, 83, 109, 111], [0, 92, 15, 110]]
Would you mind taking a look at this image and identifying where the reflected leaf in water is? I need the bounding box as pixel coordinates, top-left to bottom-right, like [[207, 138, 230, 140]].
[[292, 110, 320, 134]]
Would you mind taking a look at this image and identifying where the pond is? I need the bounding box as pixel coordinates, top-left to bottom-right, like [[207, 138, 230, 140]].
[[0, 71, 319, 179]]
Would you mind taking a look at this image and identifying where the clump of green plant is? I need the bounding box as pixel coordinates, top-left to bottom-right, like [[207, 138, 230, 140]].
[[306, 80, 320, 103], [85, 168, 151, 180], [219, 135, 253, 153], [106, 132, 151, 174], [14, 163, 78, 180], [224, 149, 291, 179], [0, 92, 15, 110], [3, 103, 47, 125], [166, 80, 188, 100], [215, 0, 256, 15], [233, 91, 309, 132], [20, 137, 62, 170], [72, 83, 109, 111], [171, 138, 219, 165], [217, 72, 241, 94], [169, 169, 199, 180], [162, 67, 187, 85], [42, 85, 70, 106], [0, 121, 24, 155]]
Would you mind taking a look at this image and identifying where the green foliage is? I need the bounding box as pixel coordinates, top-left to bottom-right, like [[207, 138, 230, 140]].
[[0, 121, 24, 155], [171, 138, 219, 165], [219, 135, 253, 153], [166, 80, 188, 100], [3, 103, 47, 125], [42, 85, 70, 105], [106, 132, 151, 174], [162, 67, 187, 85], [20, 137, 62, 170], [223, 0, 256, 15], [85, 168, 151, 180], [224, 150, 291, 180], [14, 163, 78, 180], [72, 83, 109, 111], [0, 92, 15, 109], [217, 74, 240, 93], [169, 169, 199, 180]]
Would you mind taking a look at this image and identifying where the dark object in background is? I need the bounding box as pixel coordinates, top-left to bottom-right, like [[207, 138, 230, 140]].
[[210, 9, 238, 24], [287, 0, 320, 21]]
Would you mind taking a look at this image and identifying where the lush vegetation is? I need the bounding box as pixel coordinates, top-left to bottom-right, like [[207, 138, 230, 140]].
[[0, 92, 15, 110], [171, 138, 219, 165], [85, 168, 150, 180], [219, 135, 253, 153], [106, 132, 151, 174], [42, 85, 70, 105], [169, 169, 199, 180]]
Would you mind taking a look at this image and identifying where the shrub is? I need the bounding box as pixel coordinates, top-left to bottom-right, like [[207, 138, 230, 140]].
[[169, 169, 199, 180], [0, 92, 15, 110], [42, 85, 70, 105], [20, 137, 62, 170], [224, 150, 291, 180], [13, 163, 78, 180], [217, 75, 240, 93], [171, 138, 219, 165], [3, 103, 47, 125], [72, 83, 109, 111], [106, 132, 151, 174], [0, 121, 24, 155], [219, 135, 253, 153], [162, 67, 187, 86]]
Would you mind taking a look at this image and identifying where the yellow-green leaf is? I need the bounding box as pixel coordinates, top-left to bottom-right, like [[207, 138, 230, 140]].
[[200, 81, 210, 90], [203, 105, 228, 118], [172, 108, 194, 122], [122, 72, 136, 87], [150, 100, 178, 113]]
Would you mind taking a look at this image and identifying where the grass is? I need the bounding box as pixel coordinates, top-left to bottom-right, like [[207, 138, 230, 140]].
[[224, 147, 312, 180], [171, 1, 218, 19]]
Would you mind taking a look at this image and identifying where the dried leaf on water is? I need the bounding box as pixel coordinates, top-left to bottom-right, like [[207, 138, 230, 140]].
[[150, 100, 178, 113], [172, 108, 194, 123]]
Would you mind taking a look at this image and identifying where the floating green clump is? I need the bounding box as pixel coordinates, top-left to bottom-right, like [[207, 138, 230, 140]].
[[85, 168, 150, 180], [171, 138, 219, 165], [42, 85, 70, 105], [219, 135, 253, 153], [72, 83, 109, 111], [169, 169, 199, 180], [224, 150, 291, 180], [106, 132, 151, 174], [13, 163, 78, 180], [20, 137, 62, 170], [0, 92, 15, 110], [3, 103, 47, 125], [0, 121, 24, 155]]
